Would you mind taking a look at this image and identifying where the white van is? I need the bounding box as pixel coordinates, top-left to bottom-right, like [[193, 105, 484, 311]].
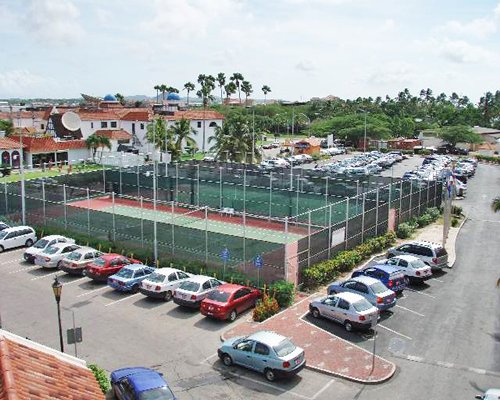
[[0, 226, 37, 252]]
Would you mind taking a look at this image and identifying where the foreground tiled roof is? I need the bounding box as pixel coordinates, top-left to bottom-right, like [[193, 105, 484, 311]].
[[10, 135, 87, 153], [95, 129, 132, 140], [119, 109, 151, 121], [0, 111, 48, 120], [162, 110, 225, 121], [0, 138, 26, 150], [77, 110, 120, 121], [0, 330, 104, 399]]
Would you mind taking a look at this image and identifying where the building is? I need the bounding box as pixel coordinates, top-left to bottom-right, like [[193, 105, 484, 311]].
[[285, 137, 322, 155], [0, 329, 104, 399], [94, 129, 132, 152], [387, 138, 422, 150], [0, 137, 25, 168]]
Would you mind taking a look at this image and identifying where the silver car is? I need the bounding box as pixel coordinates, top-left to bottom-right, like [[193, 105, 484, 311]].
[[387, 241, 448, 270], [218, 330, 306, 382], [382, 255, 432, 283], [35, 243, 81, 269], [173, 275, 223, 308], [309, 292, 379, 332]]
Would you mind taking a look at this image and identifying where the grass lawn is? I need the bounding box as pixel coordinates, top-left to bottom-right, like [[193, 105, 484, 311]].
[[0, 164, 102, 183], [180, 153, 208, 161]]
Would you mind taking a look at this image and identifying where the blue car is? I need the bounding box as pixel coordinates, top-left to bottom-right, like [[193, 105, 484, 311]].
[[351, 264, 408, 293], [108, 264, 155, 293], [111, 367, 176, 400]]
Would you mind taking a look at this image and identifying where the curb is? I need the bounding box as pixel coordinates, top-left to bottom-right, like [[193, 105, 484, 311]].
[[447, 215, 467, 268]]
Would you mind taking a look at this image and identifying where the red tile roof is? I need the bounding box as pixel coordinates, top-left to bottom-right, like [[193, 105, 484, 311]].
[[0, 111, 48, 120], [0, 330, 104, 400], [162, 110, 225, 121], [77, 110, 120, 121], [10, 135, 87, 153], [0, 138, 25, 150], [95, 129, 132, 140], [120, 110, 151, 121]]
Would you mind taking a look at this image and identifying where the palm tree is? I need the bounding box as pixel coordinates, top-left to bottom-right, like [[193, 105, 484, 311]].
[[241, 80, 253, 104], [492, 197, 500, 213], [261, 85, 271, 103], [154, 85, 161, 103], [146, 118, 168, 153], [224, 82, 237, 103], [216, 73, 226, 102], [197, 75, 216, 152], [230, 72, 244, 104], [167, 86, 179, 94], [183, 82, 195, 107], [168, 118, 198, 161], [115, 93, 126, 106], [160, 84, 168, 102], [85, 134, 111, 162]]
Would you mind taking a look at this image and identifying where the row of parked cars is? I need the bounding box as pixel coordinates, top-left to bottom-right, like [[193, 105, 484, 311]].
[[309, 240, 447, 331]]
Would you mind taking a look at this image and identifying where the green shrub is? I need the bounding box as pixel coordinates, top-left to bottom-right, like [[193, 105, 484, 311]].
[[426, 207, 441, 221], [268, 280, 295, 308], [475, 155, 500, 164], [451, 218, 460, 227], [451, 205, 463, 216], [416, 213, 433, 228], [88, 364, 110, 394], [253, 294, 280, 322], [396, 222, 415, 239]]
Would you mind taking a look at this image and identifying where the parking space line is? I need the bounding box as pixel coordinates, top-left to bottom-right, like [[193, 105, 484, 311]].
[[395, 305, 425, 317], [104, 293, 141, 307], [377, 324, 412, 340], [76, 286, 108, 297], [405, 288, 436, 299], [311, 379, 335, 400], [0, 258, 23, 265], [63, 277, 87, 286], [9, 265, 39, 274], [200, 353, 218, 365], [429, 278, 444, 283], [30, 271, 59, 281]]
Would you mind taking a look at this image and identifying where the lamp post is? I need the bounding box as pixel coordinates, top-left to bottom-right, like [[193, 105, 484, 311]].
[[51, 276, 64, 353], [297, 113, 311, 137], [358, 109, 369, 153]]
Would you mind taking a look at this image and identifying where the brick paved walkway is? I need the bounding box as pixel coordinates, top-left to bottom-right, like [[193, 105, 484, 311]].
[[222, 294, 396, 383]]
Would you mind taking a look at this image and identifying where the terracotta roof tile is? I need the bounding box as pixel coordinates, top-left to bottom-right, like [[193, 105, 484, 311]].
[[77, 110, 120, 121], [161, 110, 225, 121], [10, 135, 87, 153], [0, 111, 48, 120], [0, 138, 26, 150], [95, 129, 132, 140], [120, 110, 151, 121]]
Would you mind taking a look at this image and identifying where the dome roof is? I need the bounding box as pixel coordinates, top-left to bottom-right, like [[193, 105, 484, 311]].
[[167, 92, 181, 101], [103, 94, 117, 102]]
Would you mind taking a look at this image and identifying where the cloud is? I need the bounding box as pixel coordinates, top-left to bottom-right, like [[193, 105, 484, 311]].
[[0, 69, 48, 96], [434, 38, 497, 64], [437, 18, 497, 39], [364, 63, 415, 86], [23, 0, 84, 45], [295, 61, 316, 72]]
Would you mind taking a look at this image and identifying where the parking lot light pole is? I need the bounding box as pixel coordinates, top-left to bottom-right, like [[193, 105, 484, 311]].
[[51, 276, 64, 353]]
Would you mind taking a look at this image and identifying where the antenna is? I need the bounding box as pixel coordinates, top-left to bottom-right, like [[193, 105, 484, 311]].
[[61, 111, 81, 131]]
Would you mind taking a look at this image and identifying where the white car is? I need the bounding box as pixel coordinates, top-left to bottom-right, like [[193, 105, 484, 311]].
[[139, 267, 193, 301], [382, 255, 432, 283], [0, 226, 37, 252], [173, 275, 224, 308], [58, 247, 103, 275], [24, 235, 75, 264], [35, 243, 81, 269]]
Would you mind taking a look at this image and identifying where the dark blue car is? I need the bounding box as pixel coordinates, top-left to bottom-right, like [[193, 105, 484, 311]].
[[351, 264, 408, 293], [111, 367, 176, 400], [108, 264, 155, 293]]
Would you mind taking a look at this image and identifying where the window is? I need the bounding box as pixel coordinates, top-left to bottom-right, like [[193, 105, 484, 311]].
[[41, 124, 45, 130], [177, 272, 189, 279], [202, 281, 211, 290], [338, 299, 350, 310], [140, 123, 144, 129], [399, 244, 411, 252], [355, 283, 369, 293], [422, 247, 433, 257], [134, 270, 145, 278], [234, 289, 250, 300], [197, 121, 202, 128], [110, 121, 117, 128], [101, 121, 108, 128], [254, 342, 270, 356], [210, 279, 221, 288], [236, 340, 254, 352], [84, 253, 94, 260], [399, 259, 408, 267], [168, 273, 177, 282], [209, 121, 218, 128], [5, 232, 16, 239], [91, 122, 94, 129], [324, 297, 337, 307], [387, 258, 397, 266], [343, 281, 357, 290]]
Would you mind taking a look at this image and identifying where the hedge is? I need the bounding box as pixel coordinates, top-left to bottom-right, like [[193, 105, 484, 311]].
[[88, 364, 110, 394], [396, 207, 441, 239], [301, 231, 397, 289], [475, 155, 500, 164]]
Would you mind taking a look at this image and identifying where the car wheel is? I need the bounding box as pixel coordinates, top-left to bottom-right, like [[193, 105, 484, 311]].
[[264, 368, 276, 382], [25, 239, 33, 247], [131, 284, 139, 294], [0, 245, 4, 253], [344, 321, 353, 332], [57, 261, 62, 269], [164, 290, 173, 302], [228, 310, 237, 322], [311, 308, 321, 318], [222, 354, 233, 366], [81, 269, 87, 277]]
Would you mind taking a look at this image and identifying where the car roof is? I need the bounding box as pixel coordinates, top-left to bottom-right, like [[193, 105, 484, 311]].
[[70, 246, 96, 253], [369, 264, 402, 274], [407, 240, 442, 249], [3, 226, 33, 232], [349, 275, 380, 285], [150, 267, 182, 275], [214, 283, 247, 293], [47, 242, 76, 249], [391, 254, 421, 262], [40, 235, 68, 240], [247, 330, 287, 347], [100, 253, 122, 259], [485, 388, 500, 396], [121, 263, 147, 271], [112, 367, 166, 392], [185, 275, 213, 283], [334, 291, 367, 303]]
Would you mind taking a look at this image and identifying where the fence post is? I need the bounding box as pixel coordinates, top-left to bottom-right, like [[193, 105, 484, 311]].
[[328, 203, 333, 259], [140, 196, 144, 248], [136, 164, 140, 198], [175, 163, 179, 204], [102, 161, 106, 192], [375, 186, 380, 236], [42, 180, 46, 224], [219, 167, 223, 210], [433, 180, 438, 207], [86, 188, 90, 235], [205, 206, 208, 265], [345, 197, 350, 250], [111, 191, 116, 242], [269, 171, 273, 219], [399, 180, 403, 221], [119, 153, 123, 195], [361, 193, 366, 243], [243, 168, 247, 214], [355, 180, 360, 212], [3, 182, 7, 216], [307, 210, 312, 268], [63, 184, 67, 230], [242, 208, 247, 271], [171, 200, 175, 255], [284, 217, 289, 282], [409, 180, 413, 219], [426, 181, 430, 208], [417, 182, 422, 216], [197, 164, 201, 207], [296, 174, 300, 217]]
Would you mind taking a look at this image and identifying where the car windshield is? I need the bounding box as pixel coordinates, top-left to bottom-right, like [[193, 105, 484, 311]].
[[147, 273, 166, 284], [410, 259, 426, 269], [44, 246, 60, 255], [353, 299, 373, 312], [273, 339, 296, 357], [66, 251, 82, 261], [92, 257, 106, 267], [115, 268, 134, 279], [138, 386, 175, 400], [370, 281, 388, 294], [33, 239, 49, 249], [179, 281, 200, 292], [206, 290, 230, 302], [0, 231, 7, 240]]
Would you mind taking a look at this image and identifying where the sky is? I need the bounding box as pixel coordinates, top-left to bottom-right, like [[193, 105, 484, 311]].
[[1, 0, 500, 103]]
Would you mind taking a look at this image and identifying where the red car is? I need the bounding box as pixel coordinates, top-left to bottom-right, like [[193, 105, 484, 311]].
[[85, 254, 141, 282], [200, 283, 261, 322]]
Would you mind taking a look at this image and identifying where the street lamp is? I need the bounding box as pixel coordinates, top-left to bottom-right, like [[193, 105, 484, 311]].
[[358, 109, 369, 153], [296, 113, 311, 137], [51, 276, 64, 353]]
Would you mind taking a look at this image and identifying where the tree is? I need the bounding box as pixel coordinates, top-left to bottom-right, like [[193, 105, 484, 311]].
[[492, 197, 500, 213], [168, 118, 198, 161], [196, 75, 216, 152], [154, 85, 161, 103], [216, 73, 226, 102], [183, 82, 195, 107], [146, 118, 168, 153], [241, 80, 253, 104], [0, 119, 14, 136], [115, 93, 126, 106], [224, 82, 237, 103], [438, 125, 482, 147], [230, 72, 244, 104], [166, 86, 179, 94], [160, 84, 168, 102], [261, 85, 271, 103], [85, 134, 111, 162]]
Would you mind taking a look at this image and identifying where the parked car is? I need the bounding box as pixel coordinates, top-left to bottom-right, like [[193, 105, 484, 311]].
[[218, 330, 306, 382], [382, 255, 432, 283], [24, 235, 75, 264], [139, 267, 193, 301], [327, 276, 396, 311], [85, 254, 141, 282], [110, 367, 176, 400], [173, 275, 224, 308], [34, 243, 81, 269], [200, 284, 261, 321], [0, 226, 37, 252], [108, 264, 156, 293], [351, 265, 408, 293], [475, 388, 500, 399], [309, 292, 379, 332], [387, 241, 448, 271], [0, 222, 9, 231], [58, 247, 103, 275]]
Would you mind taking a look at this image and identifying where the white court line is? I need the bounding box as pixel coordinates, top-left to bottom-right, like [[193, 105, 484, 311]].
[[9, 265, 40, 274], [30, 271, 59, 281], [395, 305, 425, 317], [63, 277, 87, 286], [0, 258, 23, 265], [377, 324, 412, 340], [429, 278, 444, 283], [104, 293, 141, 307], [76, 286, 108, 297], [405, 288, 436, 299]]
